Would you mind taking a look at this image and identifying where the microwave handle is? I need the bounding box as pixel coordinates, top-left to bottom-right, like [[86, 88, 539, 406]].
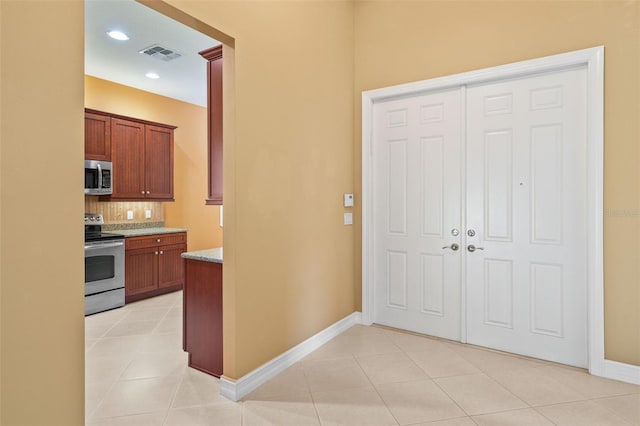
[[97, 162, 102, 189]]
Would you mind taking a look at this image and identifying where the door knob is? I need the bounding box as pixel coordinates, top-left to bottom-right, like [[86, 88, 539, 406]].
[[467, 229, 476, 237], [467, 244, 484, 252], [442, 243, 459, 251]]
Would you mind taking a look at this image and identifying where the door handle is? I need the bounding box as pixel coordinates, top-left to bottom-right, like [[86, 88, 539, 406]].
[[442, 243, 459, 251], [467, 244, 484, 252]]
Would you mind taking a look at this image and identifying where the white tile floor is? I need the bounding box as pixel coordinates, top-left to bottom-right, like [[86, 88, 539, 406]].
[[86, 291, 640, 425]]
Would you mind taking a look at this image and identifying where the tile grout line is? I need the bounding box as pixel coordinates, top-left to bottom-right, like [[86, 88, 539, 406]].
[[349, 344, 403, 426], [299, 357, 324, 426]]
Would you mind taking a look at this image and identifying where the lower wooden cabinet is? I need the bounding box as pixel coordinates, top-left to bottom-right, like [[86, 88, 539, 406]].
[[125, 232, 186, 303], [183, 259, 223, 377]]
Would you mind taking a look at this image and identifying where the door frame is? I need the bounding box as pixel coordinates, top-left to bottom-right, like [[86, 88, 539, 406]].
[[362, 46, 610, 378]]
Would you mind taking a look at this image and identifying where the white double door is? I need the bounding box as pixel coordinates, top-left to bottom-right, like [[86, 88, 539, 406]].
[[373, 66, 588, 367]]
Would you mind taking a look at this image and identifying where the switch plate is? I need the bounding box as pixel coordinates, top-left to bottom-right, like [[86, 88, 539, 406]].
[[344, 193, 354, 207], [126, 210, 134, 220], [145, 209, 152, 219], [344, 212, 353, 225]]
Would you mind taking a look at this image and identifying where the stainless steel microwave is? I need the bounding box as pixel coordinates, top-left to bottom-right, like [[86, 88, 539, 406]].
[[84, 160, 112, 195]]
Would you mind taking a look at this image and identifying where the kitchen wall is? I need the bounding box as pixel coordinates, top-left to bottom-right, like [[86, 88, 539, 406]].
[[85, 75, 222, 251], [353, 0, 640, 366], [85, 197, 164, 224], [1, 1, 85, 424], [157, 0, 356, 379]]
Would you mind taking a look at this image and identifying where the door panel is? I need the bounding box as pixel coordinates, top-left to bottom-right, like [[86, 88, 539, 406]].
[[111, 118, 145, 199], [145, 125, 174, 199], [465, 67, 588, 367], [373, 89, 463, 341]]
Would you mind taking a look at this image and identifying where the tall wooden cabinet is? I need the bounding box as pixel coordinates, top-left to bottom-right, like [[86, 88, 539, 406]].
[[199, 46, 223, 205], [85, 109, 176, 201]]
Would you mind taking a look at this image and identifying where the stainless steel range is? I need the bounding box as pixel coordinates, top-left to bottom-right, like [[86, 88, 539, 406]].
[[84, 213, 125, 315]]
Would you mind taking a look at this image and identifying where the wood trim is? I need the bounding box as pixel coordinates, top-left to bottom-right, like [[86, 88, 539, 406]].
[[84, 108, 177, 130], [199, 45, 223, 61]]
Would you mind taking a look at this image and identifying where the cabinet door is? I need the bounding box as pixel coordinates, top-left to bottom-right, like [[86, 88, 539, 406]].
[[145, 125, 174, 200], [158, 243, 186, 288], [85, 112, 111, 161], [111, 118, 145, 199], [125, 246, 158, 296]]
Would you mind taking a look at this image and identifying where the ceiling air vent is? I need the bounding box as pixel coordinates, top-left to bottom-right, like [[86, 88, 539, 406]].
[[139, 44, 182, 62]]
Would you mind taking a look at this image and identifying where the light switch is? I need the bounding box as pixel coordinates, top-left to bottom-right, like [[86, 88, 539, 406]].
[[145, 209, 152, 219], [344, 212, 353, 225], [344, 193, 354, 207], [127, 210, 134, 220]]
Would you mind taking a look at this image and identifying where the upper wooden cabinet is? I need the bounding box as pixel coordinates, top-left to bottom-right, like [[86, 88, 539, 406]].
[[199, 45, 223, 205], [85, 109, 177, 201], [111, 118, 145, 199], [84, 111, 111, 161], [144, 125, 174, 200]]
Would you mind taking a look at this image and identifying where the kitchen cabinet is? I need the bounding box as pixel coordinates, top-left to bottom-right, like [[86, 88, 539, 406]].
[[110, 117, 175, 201], [199, 45, 223, 205], [84, 111, 111, 161], [183, 257, 223, 377], [124, 232, 186, 303]]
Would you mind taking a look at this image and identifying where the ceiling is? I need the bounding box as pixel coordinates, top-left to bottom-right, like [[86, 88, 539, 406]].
[[85, 0, 221, 107]]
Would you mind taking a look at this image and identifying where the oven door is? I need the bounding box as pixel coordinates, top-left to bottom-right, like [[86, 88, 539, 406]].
[[85, 239, 125, 296]]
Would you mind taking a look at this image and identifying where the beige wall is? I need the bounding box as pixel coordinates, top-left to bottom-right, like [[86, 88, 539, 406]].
[[1, 1, 638, 423], [353, 0, 640, 366], [157, 0, 356, 378], [85, 76, 222, 251], [0, 1, 85, 424]]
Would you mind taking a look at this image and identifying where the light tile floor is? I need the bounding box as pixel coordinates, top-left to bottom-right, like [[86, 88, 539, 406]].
[[86, 291, 640, 425]]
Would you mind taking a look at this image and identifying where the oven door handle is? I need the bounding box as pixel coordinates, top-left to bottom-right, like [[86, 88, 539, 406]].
[[84, 241, 124, 250]]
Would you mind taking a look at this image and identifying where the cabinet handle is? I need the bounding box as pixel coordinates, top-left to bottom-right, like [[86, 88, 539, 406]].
[[160, 250, 164, 255], [146, 191, 150, 195], [157, 239, 161, 243], [155, 251, 158, 255], [141, 191, 145, 195]]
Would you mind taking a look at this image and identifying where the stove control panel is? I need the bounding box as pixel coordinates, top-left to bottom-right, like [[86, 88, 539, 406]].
[[84, 213, 104, 225]]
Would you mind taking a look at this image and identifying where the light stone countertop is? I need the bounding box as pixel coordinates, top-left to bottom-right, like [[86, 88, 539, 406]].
[[181, 247, 223, 263], [111, 227, 188, 237]]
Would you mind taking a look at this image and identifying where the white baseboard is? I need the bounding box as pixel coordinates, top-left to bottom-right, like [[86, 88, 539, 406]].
[[595, 359, 640, 386], [220, 311, 362, 402]]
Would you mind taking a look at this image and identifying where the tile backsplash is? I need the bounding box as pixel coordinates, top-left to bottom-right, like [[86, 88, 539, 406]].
[[85, 197, 164, 224]]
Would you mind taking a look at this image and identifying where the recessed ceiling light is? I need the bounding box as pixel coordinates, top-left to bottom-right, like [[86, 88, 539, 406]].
[[145, 72, 160, 79], [107, 30, 129, 41]]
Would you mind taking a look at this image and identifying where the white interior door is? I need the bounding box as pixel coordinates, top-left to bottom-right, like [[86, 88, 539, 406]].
[[372, 89, 463, 341], [465, 67, 588, 367], [371, 67, 589, 367]]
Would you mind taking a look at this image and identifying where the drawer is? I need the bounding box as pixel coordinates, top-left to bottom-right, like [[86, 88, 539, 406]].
[[125, 232, 186, 250]]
